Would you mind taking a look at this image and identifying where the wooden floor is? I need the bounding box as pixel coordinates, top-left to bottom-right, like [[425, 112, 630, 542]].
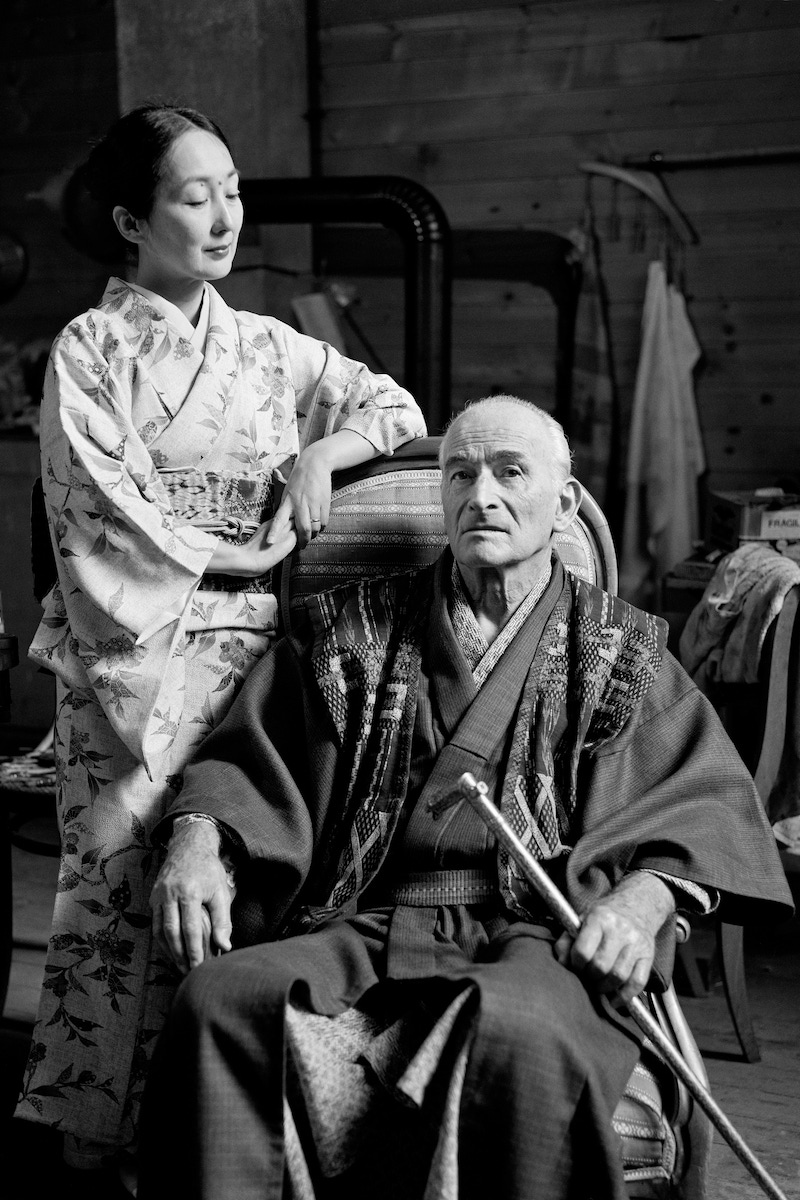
[[678, 903, 800, 1199], [3, 824, 799, 1199]]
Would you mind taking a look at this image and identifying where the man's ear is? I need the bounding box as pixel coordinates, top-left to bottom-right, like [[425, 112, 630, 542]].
[[112, 205, 145, 246], [553, 477, 583, 532]]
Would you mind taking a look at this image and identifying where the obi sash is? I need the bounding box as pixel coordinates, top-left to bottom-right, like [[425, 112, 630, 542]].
[[160, 466, 274, 592]]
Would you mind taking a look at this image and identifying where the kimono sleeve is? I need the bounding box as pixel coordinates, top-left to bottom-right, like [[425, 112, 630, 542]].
[[564, 652, 793, 927], [275, 322, 427, 454], [35, 316, 218, 767], [160, 632, 343, 941], [41, 320, 218, 634]]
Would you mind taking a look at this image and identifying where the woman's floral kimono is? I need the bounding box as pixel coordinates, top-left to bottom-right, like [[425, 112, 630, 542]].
[[16, 278, 425, 1155]]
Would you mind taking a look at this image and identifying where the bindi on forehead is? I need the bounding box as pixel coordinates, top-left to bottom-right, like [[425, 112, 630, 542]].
[[180, 169, 239, 186]]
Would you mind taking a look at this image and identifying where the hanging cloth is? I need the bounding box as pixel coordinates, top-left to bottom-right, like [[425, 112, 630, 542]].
[[569, 206, 619, 509], [620, 260, 705, 606]]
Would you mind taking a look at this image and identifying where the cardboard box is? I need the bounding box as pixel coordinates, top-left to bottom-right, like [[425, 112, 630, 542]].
[[707, 490, 800, 550]]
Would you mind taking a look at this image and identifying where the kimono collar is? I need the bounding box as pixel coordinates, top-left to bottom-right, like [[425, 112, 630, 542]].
[[449, 556, 554, 689], [126, 279, 210, 346]]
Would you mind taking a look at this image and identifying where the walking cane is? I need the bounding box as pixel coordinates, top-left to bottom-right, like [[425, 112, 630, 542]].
[[457, 771, 789, 1200]]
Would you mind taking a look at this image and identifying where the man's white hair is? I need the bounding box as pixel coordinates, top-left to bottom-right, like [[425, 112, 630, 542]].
[[439, 395, 573, 488]]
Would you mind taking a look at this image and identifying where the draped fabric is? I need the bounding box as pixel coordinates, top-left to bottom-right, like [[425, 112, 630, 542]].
[[16, 278, 425, 1151], [620, 261, 705, 606], [138, 916, 640, 1200], [678, 543, 800, 835], [679, 542, 800, 688]]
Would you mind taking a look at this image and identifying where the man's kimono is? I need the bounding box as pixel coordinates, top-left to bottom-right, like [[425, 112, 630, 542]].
[[137, 552, 791, 1200], [17, 277, 424, 1154]]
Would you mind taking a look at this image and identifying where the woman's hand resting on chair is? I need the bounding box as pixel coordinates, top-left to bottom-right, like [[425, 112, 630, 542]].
[[150, 819, 235, 975]]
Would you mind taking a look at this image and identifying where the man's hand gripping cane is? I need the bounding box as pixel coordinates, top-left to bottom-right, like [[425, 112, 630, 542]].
[[456, 771, 789, 1200]]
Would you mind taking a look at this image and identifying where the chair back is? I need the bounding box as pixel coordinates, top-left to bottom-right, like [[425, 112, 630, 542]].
[[277, 436, 618, 633]]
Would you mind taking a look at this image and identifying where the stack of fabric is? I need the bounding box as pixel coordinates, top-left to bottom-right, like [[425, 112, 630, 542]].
[[679, 541, 800, 840], [679, 542, 800, 690]]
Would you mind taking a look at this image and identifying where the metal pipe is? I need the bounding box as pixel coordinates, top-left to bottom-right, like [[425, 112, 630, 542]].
[[457, 771, 790, 1200], [315, 226, 579, 431], [623, 147, 800, 171], [240, 176, 453, 433], [303, 0, 324, 279]]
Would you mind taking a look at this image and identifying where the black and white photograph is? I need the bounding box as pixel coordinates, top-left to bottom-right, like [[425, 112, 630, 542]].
[[1, 3, 798, 1198]]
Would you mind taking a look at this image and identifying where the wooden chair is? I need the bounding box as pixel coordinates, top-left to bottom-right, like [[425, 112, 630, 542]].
[[275, 436, 712, 1200]]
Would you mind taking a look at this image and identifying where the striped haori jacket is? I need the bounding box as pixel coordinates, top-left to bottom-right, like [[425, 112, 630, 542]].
[[291, 552, 666, 932]]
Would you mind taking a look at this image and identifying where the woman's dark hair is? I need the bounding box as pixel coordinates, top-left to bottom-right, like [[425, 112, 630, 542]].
[[63, 104, 230, 262]]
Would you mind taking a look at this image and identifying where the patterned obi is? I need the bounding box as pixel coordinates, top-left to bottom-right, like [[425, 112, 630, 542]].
[[161, 468, 275, 594]]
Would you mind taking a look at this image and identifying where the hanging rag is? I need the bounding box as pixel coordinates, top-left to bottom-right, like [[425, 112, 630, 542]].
[[620, 260, 705, 605], [569, 209, 618, 509], [678, 541, 800, 690]]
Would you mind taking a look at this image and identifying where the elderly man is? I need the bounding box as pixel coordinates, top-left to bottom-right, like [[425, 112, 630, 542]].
[[138, 397, 790, 1200]]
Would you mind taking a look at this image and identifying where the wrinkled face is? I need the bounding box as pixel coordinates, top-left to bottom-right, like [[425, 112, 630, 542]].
[[441, 406, 577, 578], [133, 128, 243, 291]]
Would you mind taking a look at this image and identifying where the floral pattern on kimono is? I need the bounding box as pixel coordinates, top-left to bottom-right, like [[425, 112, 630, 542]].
[[17, 278, 425, 1149]]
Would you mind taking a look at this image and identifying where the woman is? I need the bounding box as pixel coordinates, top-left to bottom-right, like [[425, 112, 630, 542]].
[[16, 104, 425, 1181]]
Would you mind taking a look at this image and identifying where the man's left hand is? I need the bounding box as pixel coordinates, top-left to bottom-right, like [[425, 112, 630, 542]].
[[554, 872, 676, 1006], [150, 820, 234, 975]]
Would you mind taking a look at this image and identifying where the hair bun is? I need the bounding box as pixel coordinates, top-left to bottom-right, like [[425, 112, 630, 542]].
[[61, 162, 126, 264]]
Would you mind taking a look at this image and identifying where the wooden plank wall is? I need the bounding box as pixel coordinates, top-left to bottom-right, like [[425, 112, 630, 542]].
[[316, 1, 800, 493], [0, 0, 118, 353], [0, 0, 117, 735]]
